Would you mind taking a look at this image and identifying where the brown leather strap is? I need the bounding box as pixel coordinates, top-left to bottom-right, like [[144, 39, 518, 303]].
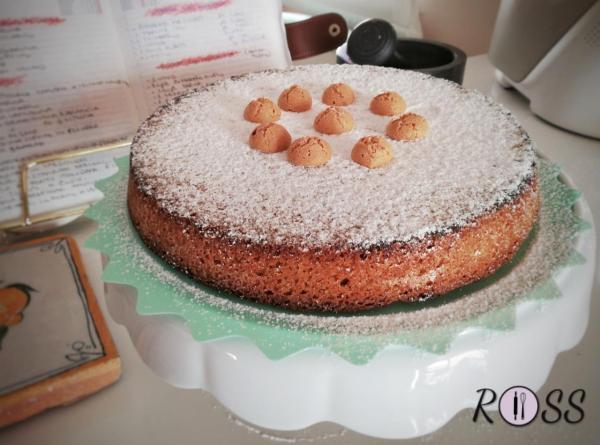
[[285, 13, 348, 60]]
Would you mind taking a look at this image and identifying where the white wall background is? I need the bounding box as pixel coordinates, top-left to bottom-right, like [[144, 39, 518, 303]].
[[284, 0, 501, 56], [420, 0, 501, 55]]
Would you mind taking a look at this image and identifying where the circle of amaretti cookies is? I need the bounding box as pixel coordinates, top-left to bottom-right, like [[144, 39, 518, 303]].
[[243, 97, 281, 124], [322, 82, 355, 106], [249, 123, 291, 153], [314, 106, 354, 135], [370, 91, 406, 116], [352, 135, 393, 168], [278, 85, 312, 112], [386, 112, 428, 141], [288, 136, 332, 167]]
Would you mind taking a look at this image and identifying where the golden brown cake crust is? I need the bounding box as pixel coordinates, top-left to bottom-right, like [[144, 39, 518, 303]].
[[128, 172, 539, 312]]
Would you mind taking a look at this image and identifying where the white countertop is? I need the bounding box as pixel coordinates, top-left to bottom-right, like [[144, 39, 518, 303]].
[[1, 55, 599, 445]]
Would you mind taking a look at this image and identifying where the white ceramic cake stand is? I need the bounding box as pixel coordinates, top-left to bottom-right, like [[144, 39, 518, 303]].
[[101, 193, 595, 440]]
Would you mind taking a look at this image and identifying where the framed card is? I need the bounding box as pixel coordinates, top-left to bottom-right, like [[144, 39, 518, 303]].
[[0, 234, 120, 428]]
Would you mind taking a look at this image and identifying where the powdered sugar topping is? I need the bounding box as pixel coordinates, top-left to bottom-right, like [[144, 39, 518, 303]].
[[131, 64, 535, 248]]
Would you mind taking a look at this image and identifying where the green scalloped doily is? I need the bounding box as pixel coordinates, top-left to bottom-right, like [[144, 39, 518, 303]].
[[85, 156, 588, 364]]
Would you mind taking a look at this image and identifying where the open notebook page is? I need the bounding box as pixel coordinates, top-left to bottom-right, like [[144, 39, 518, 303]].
[[0, 0, 138, 224], [111, 0, 291, 117]]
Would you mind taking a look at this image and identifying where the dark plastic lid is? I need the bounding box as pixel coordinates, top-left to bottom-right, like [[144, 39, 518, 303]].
[[347, 19, 397, 66]]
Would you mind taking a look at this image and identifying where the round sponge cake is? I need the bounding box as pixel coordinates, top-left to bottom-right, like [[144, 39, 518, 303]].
[[128, 64, 539, 312]]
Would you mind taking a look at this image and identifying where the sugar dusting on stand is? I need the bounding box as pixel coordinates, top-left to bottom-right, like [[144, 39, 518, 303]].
[[131, 64, 536, 249], [97, 155, 582, 356]]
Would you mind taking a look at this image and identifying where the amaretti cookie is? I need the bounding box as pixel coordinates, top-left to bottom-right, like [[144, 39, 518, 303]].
[[322, 82, 355, 106], [352, 136, 393, 168], [314, 107, 354, 135], [244, 97, 280, 123], [288, 136, 332, 167], [370, 91, 406, 116], [386, 113, 428, 141], [249, 123, 291, 153], [278, 84, 312, 112]]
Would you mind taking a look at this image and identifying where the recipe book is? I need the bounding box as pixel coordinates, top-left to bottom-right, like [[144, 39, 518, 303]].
[[0, 0, 291, 225]]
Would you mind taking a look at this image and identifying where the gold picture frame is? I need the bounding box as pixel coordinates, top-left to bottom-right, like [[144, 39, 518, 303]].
[[0, 139, 132, 231]]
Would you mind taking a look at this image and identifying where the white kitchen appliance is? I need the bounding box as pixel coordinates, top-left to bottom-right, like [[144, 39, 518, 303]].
[[489, 0, 600, 139]]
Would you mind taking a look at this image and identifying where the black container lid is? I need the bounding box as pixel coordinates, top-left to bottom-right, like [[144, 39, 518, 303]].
[[347, 19, 397, 66]]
